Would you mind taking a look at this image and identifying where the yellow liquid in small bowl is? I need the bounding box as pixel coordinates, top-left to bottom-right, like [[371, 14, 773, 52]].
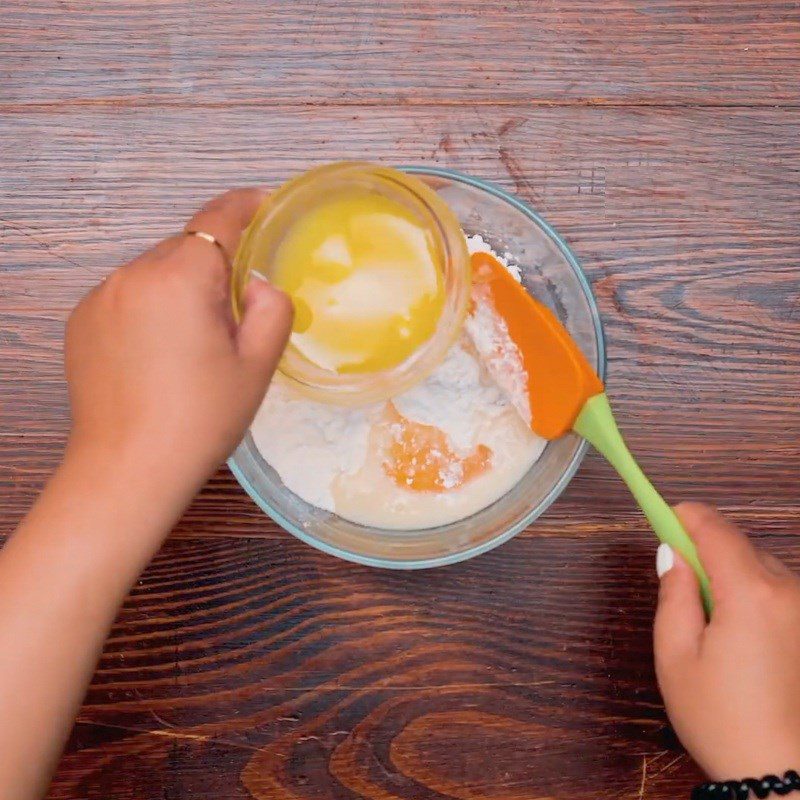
[[271, 188, 445, 374]]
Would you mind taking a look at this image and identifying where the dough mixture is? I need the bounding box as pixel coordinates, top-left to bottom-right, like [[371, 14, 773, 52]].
[[250, 237, 547, 530]]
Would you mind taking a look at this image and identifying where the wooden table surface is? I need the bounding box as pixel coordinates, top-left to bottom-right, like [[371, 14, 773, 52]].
[[2, 2, 799, 798]]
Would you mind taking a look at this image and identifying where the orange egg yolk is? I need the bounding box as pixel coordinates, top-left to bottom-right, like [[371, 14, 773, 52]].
[[382, 405, 492, 492]]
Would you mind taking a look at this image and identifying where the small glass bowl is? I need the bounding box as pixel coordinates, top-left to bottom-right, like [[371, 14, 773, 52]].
[[229, 167, 606, 568], [231, 162, 471, 405]]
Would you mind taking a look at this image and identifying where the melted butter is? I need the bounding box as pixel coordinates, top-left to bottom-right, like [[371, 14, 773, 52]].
[[271, 189, 444, 373]]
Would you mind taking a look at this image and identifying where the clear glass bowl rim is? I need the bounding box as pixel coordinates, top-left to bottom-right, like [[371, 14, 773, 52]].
[[228, 165, 607, 570]]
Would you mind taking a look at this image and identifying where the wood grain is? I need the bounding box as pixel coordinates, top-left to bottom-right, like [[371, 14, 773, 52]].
[[2, 1, 800, 108], [41, 532, 800, 799], [1, 1, 800, 798], [2, 107, 798, 520]]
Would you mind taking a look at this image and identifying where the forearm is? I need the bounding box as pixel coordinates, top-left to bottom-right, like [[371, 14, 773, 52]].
[[0, 186, 287, 800], [0, 443, 199, 800]]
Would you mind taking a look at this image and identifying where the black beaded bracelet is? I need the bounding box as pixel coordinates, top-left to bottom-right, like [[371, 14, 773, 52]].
[[692, 771, 800, 799]]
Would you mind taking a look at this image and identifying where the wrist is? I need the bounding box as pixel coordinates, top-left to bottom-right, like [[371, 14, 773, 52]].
[[6, 439, 194, 617], [702, 745, 800, 784], [29, 436, 201, 562], [65, 430, 213, 505]]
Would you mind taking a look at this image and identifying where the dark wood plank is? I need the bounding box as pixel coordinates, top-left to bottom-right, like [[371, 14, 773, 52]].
[[4, 429, 800, 538], [41, 532, 800, 799], [3, 106, 799, 310], [2, 1, 799, 109], [2, 3, 800, 798], [3, 429, 800, 547], [2, 106, 798, 521]]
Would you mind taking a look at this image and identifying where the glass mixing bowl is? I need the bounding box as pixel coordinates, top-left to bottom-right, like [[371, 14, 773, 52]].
[[228, 167, 606, 568]]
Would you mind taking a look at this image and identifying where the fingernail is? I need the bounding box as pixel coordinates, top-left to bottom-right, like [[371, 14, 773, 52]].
[[656, 543, 674, 578], [248, 270, 270, 284]]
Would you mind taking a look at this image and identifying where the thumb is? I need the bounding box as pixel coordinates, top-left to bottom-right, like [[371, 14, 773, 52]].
[[237, 273, 294, 386], [653, 543, 705, 669]]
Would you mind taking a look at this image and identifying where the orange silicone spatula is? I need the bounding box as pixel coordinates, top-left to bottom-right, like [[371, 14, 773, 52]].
[[471, 252, 713, 614]]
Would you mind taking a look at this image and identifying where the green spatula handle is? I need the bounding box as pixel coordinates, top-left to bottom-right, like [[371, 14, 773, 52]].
[[573, 392, 713, 616]]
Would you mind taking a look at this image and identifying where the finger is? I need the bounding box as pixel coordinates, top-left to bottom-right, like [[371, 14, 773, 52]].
[[675, 502, 766, 603], [654, 544, 705, 667], [758, 551, 793, 579], [184, 187, 267, 266], [237, 274, 293, 387]]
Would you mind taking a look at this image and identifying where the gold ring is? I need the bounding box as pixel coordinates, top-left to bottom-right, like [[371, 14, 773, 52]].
[[185, 229, 231, 268]]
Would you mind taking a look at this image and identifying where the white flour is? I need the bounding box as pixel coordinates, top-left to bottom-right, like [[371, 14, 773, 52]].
[[392, 339, 509, 451], [250, 236, 544, 526], [464, 234, 531, 426], [251, 386, 380, 511], [467, 234, 523, 282], [466, 292, 531, 428]]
